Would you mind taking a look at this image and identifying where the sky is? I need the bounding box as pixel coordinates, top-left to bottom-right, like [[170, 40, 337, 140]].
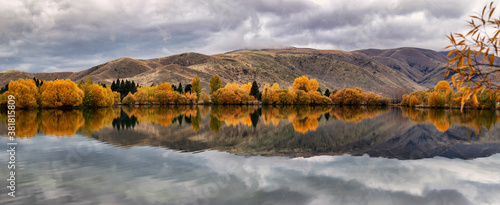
[[0, 0, 493, 73]]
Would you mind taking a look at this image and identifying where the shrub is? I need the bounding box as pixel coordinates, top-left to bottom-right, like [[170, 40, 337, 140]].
[[401, 94, 410, 106], [409, 95, 419, 107], [295, 90, 311, 104], [434, 81, 452, 92], [200, 92, 210, 104], [6, 78, 40, 108], [307, 91, 323, 104], [122, 92, 136, 105], [428, 92, 441, 108]]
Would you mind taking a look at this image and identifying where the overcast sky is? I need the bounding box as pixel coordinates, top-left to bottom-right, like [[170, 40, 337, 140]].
[[0, 0, 492, 73]]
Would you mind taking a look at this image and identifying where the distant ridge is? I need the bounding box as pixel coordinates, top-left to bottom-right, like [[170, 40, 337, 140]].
[[0, 47, 451, 96]]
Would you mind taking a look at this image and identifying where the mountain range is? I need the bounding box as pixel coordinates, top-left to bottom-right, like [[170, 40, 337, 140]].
[[0, 47, 450, 96]]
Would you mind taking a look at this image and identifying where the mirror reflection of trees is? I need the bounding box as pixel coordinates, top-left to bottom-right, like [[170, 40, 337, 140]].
[[401, 108, 500, 133], [3, 106, 497, 138]]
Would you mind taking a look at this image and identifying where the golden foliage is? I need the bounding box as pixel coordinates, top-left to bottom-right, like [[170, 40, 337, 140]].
[[445, 2, 500, 110], [200, 92, 210, 104], [331, 87, 364, 105], [428, 92, 442, 108], [211, 83, 251, 104], [185, 91, 198, 103], [409, 95, 419, 107], [262, 84, 279, 104], [434, 81, 452, 92], [6, 78, 39, 108], [293, 76, 310, 91], [158, 82, 173, 91], [122, 92, 137, 105], [40, 79, 84, 108]]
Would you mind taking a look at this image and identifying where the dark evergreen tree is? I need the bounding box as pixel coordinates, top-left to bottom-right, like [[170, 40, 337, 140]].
[[324, 89, 331, 97], [111, 81, 117, 91], [184, 84, 192, 93], [125, 80, 132, 92], [172, 85, 177, 92], [250, 81, 259, 98], [177, 83, 183, 93], [0, 84, 8, 94], [317, 87, 322, 95]]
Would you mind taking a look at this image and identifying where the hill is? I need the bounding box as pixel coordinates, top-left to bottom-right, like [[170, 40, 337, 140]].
[[356, 47, 449, 88], [0, 47, 451, 96]]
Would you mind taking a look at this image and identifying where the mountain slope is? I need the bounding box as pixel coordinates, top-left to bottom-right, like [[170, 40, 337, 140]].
[[356, 47, 449, 88], [0, 47, 448, 96]]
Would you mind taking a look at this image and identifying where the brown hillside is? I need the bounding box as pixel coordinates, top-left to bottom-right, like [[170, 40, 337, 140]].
[[1, 47, 450, 96], [356, 47, 449, 88]]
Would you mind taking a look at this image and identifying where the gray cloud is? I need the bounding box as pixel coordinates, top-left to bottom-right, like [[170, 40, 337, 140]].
[[0, 0, 492, 72]]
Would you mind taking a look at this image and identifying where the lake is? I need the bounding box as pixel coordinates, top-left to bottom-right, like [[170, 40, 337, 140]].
[[1, 106, 500, 205]]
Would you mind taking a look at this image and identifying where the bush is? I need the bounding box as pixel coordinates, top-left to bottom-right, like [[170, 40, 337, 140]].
[[332, 88, 364, 105], [122, 92, 136, 105], [200, 92, 210, 104], [307, 91, 323, 104], [409, 95, 419, 107], [401, 94, 410, 106], [295, 90, 311, 104], [478, 89, 498, 109], [320, 96, 333, 104], [428, 92, 441, 108]]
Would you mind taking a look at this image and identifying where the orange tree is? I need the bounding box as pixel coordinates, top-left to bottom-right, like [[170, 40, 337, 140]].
[[5, 78, 39, 108], [446, 1, 500, 110], [40, 79, 84, 108]]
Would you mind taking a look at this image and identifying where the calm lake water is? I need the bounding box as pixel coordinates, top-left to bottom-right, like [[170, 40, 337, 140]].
[[1, 106, 500, 205]]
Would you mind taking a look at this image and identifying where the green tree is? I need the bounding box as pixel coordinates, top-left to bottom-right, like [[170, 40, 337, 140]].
[[191, 76, 202, 100], [324, 89, 331, 97], [250, 81, 259, 99], [209, 75, 223, 94]]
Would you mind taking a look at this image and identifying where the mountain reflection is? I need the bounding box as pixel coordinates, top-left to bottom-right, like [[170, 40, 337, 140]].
[[1, 106, 500, 159]]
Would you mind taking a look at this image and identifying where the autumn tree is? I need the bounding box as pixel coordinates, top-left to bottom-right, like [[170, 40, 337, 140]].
[[434, 81, 453, 92], [446, 1, 500, 110], [191, 76, 202, 100], [40, 79, 84, 108], [200, 92, 210, 104], [5, 78, 39, 108], [409, 96, 419, 107], [293, 76, 310, 91], [262, 83, 279, 104], [209, 75, 223, 95], [122, 92, 136, 105]]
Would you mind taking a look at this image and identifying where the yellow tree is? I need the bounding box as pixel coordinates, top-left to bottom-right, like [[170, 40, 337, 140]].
[[434, 81, 452, 92], [122, 92, 137, 105], [446, 1, 500, 110], [158, 82, 173, 91], [5, 78, 39, 108], [40, 79, 84, 108], [307, 79, 319, 92], [293, 76, 310, 91]]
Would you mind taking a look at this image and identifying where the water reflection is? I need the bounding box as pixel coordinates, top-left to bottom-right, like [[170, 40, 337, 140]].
[[1, 106, 500, 159], [402, 108, 500, 133]]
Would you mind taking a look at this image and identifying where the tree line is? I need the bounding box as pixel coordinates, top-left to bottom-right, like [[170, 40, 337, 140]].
[[1, 75, 392, 108], [400, 80, 500, 109]]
